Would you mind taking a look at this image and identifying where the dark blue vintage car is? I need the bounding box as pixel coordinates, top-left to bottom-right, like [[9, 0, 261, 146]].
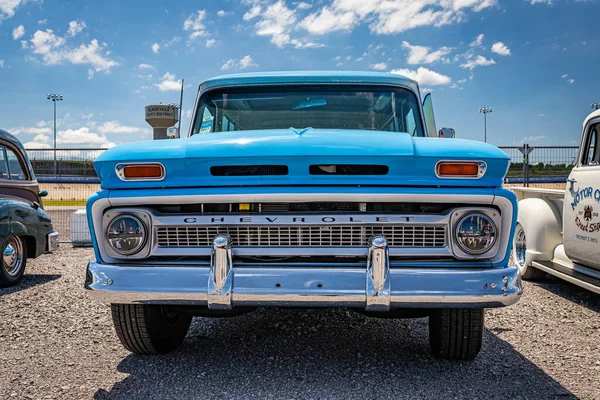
[[0, 129, 59, 287]]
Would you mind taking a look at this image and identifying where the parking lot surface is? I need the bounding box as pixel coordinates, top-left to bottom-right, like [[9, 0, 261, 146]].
[[1, 247, 599, 399]]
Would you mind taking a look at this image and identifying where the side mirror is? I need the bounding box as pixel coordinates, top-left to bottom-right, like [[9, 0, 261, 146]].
[[438, 127, 455, 138], [39, 190, 48, 197]]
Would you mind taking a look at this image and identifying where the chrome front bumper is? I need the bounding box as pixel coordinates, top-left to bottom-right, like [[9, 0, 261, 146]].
[[85, 236, 522, 310]]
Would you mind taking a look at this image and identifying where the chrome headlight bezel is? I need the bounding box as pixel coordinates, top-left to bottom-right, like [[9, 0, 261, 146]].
[[103, 210, 152, 259], [450, 208, 501, 260]]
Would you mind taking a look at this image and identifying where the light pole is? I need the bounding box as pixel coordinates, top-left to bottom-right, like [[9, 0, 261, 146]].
[[478, 107, 492, 143], [592, 103, 600, 110], [47, 94, 63, 176]]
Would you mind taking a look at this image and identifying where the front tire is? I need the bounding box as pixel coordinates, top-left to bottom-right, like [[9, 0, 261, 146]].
[[0, 236, 27, 288], [513, 223, 546, 280], [111, 304, 192, 355], [429, 309, 484, 361]]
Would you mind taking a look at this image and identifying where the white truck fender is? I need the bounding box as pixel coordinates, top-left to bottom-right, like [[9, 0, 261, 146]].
[[516, 198, 562, 265]]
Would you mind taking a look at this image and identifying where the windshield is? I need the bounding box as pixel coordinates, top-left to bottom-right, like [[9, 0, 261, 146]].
[[191, 85, 424, 136]]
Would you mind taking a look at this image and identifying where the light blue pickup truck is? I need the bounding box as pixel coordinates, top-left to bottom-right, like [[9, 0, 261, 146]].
[[85, 71, 521, 360]]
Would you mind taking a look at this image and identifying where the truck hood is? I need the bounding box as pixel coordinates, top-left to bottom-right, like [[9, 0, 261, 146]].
[[94, 129, 510, 189]]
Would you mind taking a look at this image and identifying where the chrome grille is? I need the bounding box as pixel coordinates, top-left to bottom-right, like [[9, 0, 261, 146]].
[[156, 225, 446, 248]]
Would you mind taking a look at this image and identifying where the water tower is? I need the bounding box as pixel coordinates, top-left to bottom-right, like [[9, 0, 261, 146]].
[[145, 104, 179, 140]]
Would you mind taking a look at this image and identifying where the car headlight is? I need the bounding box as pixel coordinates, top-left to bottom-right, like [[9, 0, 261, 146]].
[[454, 212, 497, 255], [106, 215, 147, 255]]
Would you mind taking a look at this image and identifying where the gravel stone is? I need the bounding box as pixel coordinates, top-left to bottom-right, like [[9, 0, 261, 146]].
[[0, 247, 599, 399]]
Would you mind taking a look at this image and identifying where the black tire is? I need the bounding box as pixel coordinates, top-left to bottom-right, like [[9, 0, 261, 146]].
[[111, 304, 192, 355], [429, 308, 484, 361], [0, 236, 27, 288]]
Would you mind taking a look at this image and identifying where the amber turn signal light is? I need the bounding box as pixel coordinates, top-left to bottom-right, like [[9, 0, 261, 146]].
[[118, 164, 165, 180], [436, 162, 483, 178]]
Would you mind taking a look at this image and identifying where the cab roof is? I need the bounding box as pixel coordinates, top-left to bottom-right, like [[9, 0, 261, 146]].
[[584, 109, 600, 127], [198, 71, 419, 95], [0, 129, 27, 153]]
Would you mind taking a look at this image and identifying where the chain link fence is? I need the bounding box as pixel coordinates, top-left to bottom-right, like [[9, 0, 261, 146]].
[[28, 145, 579, 243]]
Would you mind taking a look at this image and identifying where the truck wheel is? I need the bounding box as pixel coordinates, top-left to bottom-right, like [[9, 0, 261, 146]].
[[429, 309, 484, 361], [111, 304, 192, 355], [513, 223, 546, 280], [0, 236, 27, 288]]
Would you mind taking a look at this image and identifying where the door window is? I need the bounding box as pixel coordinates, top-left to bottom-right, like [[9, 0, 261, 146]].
[[582, 123, 599, 166], [0, 145, 28, 180], [6, 148, 26, 180], [0, 147, 8, 179]]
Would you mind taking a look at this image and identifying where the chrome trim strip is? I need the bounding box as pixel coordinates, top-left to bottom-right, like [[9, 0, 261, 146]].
[[208, 235, 233, 309], [365, 236, 391, 311], [149, 246, 453, 257], [435, 160, 487, 179], [115, 162, 166, 182], [85, 262, 522, 308]]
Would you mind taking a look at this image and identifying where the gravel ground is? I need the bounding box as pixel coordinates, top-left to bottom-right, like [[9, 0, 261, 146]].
[[1, 247, 599, 400]]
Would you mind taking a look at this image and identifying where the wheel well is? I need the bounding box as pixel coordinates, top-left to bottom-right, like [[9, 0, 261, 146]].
[[22, 236, 37, 258]]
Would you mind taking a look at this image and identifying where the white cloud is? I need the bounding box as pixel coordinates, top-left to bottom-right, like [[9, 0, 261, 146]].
[[460, 55, 496, 70], [514, 135, 547, 145], [37, 19, 46, 25], [67, 20, 86, 37], [0, 0, 39, 20], [139, 63, 155, 71], [491, 41, 511, 56], [205, 38, 217, 48], [221, 59, 236, 70], [255, 1, 297, 47], [24, 25, 119, 76], [299, 6, 356, 35], [401, 41, 452, 64], [369, 62, 388, 71], [295, 2, 312, 9], [151, 43, 160, 53], [56, 127, 117, 147], [9, 126, 52, 135], [0, 59, 3, 68], [527, 0, 553, 5], [289, 39, 323, 48], [243, 5, 261, 20], [469, 33, 484, 47], [97, 121, 147, 134], [221, 55, 258, 70], [217, 10, 231, 17], [561, 74, 575, 84], [154, 72, 182, 92], [183, 10, 207, 40], [390, 67, 452, 86], [12, 24, 25, 40], [298, 0, 496, 36], [23, 134, 52, 149]]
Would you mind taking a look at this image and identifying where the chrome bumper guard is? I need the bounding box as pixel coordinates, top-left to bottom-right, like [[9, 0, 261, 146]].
[[85, 235, 522, 309], [47, 231, 59, 252]]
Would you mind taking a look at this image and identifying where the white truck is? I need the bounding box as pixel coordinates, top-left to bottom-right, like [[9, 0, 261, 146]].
[[512, 109, 600, 293]]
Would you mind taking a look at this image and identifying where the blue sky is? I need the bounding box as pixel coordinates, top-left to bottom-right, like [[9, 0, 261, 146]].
[[0, 0, 598, 149]]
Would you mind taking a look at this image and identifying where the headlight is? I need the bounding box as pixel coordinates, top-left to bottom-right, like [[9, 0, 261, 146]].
[[454, 212, 497, 255], [106, 215, 147, 255]]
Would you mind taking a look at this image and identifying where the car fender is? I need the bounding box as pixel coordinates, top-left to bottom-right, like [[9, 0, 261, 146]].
[[516, 198, 562, 265]]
